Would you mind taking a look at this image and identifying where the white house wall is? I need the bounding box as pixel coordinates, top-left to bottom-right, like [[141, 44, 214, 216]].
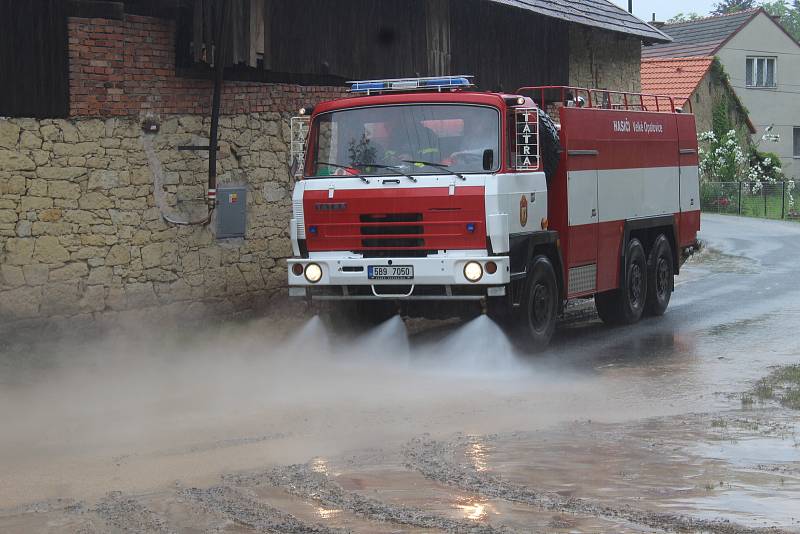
[[716, 11, 800, 179]]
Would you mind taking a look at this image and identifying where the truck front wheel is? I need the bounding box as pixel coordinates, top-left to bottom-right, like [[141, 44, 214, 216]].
[[516, 255, 559, 351], [595, 238, 647, 325]]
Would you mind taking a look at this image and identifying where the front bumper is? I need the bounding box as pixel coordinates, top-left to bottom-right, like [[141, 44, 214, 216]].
[[287, 254, 510, 299]]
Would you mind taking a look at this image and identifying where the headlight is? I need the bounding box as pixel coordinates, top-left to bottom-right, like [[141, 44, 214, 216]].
[[304, 263, 322, 283], [464, 261, 483, 283]]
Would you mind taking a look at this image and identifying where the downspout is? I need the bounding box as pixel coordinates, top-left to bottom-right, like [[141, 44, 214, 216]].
[[145, 0, 230, 227], [207, 0, 230, 214]]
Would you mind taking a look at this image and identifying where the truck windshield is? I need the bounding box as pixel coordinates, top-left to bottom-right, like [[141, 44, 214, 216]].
[[309, 104, 500, 177]]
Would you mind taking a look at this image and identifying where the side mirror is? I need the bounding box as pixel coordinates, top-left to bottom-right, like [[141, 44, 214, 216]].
[[482, 149, 494, 171]]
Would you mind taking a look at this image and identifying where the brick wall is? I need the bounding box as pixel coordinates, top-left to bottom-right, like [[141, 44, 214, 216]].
[[68, 15, 345, 118]]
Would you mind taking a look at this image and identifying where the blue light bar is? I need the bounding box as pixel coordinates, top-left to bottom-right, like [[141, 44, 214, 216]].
[[348, 75, 474, 94]]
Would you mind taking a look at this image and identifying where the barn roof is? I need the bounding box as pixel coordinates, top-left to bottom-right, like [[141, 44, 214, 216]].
[[641, 56, 756, 133], [641, 57, 714, 105], [488, 0, 672, 43], [641, 9, 757, 58]]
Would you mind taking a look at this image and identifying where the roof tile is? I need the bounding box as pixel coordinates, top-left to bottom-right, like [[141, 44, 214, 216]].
[[489, 0, 672, 43], [642, 10, 756, 58], [640, 57, 714, 106]]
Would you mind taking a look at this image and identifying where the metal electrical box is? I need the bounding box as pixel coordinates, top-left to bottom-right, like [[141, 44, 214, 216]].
[[216, 186, 247, 239]]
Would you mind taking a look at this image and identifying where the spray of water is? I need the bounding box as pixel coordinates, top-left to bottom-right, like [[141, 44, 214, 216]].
[[0, 310, 597, 508], [339, 315, 411, 365], [415, 315, 524, 376], [282, 315, 331, 356]]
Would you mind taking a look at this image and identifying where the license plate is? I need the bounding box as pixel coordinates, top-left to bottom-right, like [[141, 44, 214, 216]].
[[368, 265, 414, 280]]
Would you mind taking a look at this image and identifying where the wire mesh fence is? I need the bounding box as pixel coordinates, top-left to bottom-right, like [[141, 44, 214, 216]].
[[701, 181, 799, 220]]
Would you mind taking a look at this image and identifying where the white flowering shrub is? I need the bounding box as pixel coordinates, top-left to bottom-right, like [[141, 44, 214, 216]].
[[698, 130, 747, 182], [699, 130, 794, 209]]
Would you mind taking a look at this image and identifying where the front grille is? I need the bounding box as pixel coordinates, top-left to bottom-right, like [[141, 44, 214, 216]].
[[359, 213, 425, 253], [361, 237, 424, 248], [360, 213, 422, 224]]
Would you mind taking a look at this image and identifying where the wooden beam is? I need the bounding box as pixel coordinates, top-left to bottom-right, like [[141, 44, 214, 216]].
[[262, 0, 272, 70], [66, 0, 124, 20]]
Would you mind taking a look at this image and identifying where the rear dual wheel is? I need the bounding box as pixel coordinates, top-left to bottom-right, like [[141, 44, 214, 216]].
[[645, 235, 674, 316], [595, 234, 674, 325], [595, 238, 647, 325]]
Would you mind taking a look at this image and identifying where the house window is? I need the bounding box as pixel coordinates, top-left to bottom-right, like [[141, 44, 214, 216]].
[[746, 57, 777, 88], [794, 127, 800, 158]]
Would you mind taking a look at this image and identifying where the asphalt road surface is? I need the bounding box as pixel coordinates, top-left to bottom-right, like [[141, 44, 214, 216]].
[[1, 213, 799, 533]]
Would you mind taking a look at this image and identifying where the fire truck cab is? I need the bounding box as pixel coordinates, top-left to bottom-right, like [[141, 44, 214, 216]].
[[287, 76, 700, 350]]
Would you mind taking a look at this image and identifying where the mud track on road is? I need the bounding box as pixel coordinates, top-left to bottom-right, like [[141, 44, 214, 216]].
[[230, 464, 508, 533], [182, 485, 340, 533], [403, 435, 789, 534]]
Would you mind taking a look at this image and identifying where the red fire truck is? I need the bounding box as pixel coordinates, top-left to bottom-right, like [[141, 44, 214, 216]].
[[287, 76, 700, 350]]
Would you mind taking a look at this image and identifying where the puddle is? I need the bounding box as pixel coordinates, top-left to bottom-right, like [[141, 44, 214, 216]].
[[691, 434, 800, 468], [330, 462, 648, 533], [459, 414, 800, 531], [669, 488, 800, 530]]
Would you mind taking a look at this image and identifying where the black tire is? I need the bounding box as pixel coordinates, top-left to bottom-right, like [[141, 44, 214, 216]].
[[594, 238, 647, 325], [594, 289, 621, 325], [514, 255, 559, 352], [645, 234, 674, 316], [538, 108, 562, 184]]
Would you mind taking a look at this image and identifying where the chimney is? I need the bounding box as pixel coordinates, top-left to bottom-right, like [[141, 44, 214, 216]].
[[651, 12, 666, 29], [628, 0, 633, 13]]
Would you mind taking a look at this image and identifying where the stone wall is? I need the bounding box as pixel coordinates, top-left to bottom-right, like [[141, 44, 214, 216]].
[[568, 26, 642, 93], [0, 111, 314, 324], [0, 12, 348, 325]]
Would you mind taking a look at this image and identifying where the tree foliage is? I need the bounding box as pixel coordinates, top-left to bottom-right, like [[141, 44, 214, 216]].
[[706, 1, 800, 41], [667, 12, 703, 23], [761, 1, 800, 41], [711, 0, 756, 14]]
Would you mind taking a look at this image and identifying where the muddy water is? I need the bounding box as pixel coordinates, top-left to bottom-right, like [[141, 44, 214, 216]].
[[2, 214, 800, 532]]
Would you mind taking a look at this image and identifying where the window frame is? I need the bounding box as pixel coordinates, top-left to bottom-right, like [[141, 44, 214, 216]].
[[793, 127, 800, 159], [745, 56, 778, 89], [306, 103, 503, 178]]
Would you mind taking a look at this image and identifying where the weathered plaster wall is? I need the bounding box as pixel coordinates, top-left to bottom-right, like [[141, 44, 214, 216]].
[[690, 70, 754, 150], [569, 26, 642, 92]]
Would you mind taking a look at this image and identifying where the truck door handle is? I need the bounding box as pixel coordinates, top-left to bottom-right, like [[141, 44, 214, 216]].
[[592, 208, 597, 217]]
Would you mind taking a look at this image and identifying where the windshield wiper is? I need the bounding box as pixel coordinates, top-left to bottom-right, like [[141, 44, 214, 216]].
[[316, 161, 370, 183], [359, 163, 418, 183], [402, 160, 466, 181]]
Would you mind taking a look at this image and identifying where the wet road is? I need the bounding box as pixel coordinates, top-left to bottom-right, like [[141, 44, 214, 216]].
[[1, 213, 800, 533]]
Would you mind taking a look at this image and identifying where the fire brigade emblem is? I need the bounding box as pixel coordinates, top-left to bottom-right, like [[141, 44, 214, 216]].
[[520, 194, 528, 227]]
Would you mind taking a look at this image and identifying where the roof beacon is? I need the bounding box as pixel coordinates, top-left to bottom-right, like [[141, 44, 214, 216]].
[[348, 75, 474, 95]]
